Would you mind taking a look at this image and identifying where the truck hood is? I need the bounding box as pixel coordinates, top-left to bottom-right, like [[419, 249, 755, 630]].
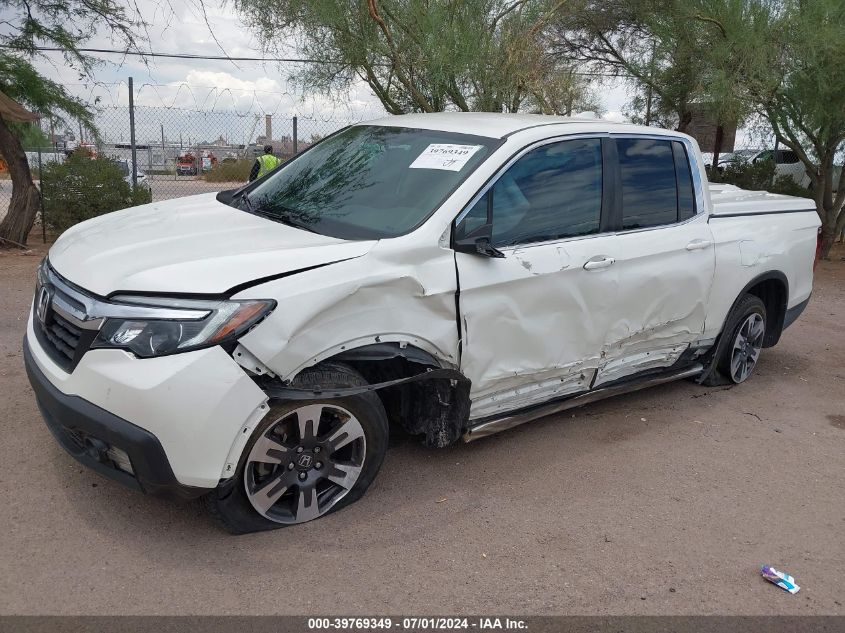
[[48, 193, 376, 296]]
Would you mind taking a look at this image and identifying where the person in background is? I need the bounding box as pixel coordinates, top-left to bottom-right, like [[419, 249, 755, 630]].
[[249, 144, 280, 182]]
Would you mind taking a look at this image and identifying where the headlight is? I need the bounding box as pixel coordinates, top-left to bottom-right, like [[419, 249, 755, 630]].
[[91, 296, 275, 358]]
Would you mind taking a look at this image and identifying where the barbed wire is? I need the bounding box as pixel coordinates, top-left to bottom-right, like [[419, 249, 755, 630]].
[[59, 80, 387, 120]]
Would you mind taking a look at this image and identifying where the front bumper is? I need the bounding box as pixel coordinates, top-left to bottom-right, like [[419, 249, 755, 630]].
[[24, 304, 270, 491], [24, 341, 210, 499]]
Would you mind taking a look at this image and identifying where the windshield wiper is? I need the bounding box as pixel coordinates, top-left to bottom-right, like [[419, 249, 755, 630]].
[[241, 198, 318, 233], [239, 192, 256, 214], [274, 211, 318, 233]]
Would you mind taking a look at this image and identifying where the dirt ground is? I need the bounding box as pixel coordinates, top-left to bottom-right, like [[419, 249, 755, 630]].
[[0, 241, 843, 616]]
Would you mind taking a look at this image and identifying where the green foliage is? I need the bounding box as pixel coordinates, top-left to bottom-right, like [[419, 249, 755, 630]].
[[10, 122, 50, 148], [233, 0, 589, 114], [710, 159, 811, 198], [693, 0, 845, 253], [0, 0, 144, 245], [130, 182, 153, 206], [41, 152, 150, 234], [0, 53, 94, 132], [551, 0, 749, 131], [0, 0, 143, 131], [203, 159, 253, 183]]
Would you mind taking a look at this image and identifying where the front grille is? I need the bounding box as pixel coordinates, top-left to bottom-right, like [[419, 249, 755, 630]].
[[40, 309, 82, 364], [32, 265, 99, 373]]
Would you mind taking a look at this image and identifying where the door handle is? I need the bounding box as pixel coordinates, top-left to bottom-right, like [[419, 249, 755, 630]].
[[583, 256, 616, 271], [685, 239, 712, 251]]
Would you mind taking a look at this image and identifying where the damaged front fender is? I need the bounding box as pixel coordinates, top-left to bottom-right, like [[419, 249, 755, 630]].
[[263, 367, 472, 448]]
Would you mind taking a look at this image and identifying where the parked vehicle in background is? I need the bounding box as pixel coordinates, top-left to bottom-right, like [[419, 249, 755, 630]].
[[704, 148, 841, 192], [199, 151, 218, 173], [23, 151, 65, 170], [115, 159, 151, 195], [24, 114, 820, 534], [176, 151, 198, 176], [702, 149, 760, 169]]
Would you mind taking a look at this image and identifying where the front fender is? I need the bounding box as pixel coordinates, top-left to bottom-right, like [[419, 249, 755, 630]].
[[232, 243, 460, 381]]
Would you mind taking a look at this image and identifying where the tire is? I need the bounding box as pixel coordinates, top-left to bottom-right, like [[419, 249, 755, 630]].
[[205, 362, 389, 534], [714, 293, 767, 385]]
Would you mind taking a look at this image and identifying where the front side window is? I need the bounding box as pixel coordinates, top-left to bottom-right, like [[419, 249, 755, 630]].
[[243, 125, 497, 240], [459, 138, 603, 248]]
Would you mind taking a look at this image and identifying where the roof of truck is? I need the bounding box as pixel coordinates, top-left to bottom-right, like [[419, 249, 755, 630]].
[[360, 112, 626, 139]]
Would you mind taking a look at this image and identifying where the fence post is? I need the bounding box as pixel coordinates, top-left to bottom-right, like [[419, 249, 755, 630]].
[[293, 116, 298, 155], [37, 147, 46, 244], [128, 76, 138, 187]]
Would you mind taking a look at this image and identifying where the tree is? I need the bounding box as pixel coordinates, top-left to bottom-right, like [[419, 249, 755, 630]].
[[0, 0, 142, 247], [549, 0, 746, 136], [550, 0, 693, 131], [11, 122, 50, 148], [694, 0, 845, 258], [523, 63, 603, 115], [233, 0, 594, 115]]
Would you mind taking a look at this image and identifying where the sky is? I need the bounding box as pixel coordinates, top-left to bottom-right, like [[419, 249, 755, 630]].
[[22, 0, 634, 139]]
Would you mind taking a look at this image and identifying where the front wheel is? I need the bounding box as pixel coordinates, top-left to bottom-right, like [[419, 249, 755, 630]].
[[205, 363, 388, 534], [717, 294, 767, 384]]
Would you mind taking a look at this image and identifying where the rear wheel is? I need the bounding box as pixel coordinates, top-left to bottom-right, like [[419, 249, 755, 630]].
[[717, 294, 767, 384], [205, 363, 388, 534]]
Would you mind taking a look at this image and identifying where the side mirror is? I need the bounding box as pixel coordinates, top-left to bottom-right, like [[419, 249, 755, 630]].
[[453, 222, 505, 258]]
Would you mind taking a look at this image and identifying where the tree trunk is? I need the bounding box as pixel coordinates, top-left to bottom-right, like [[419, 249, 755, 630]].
[[819, 195, 839, 260], [676, 109, 692, 133], [819, 222, 836, 259], [0, 114, 40, 247], [817, 155, 840, 260]]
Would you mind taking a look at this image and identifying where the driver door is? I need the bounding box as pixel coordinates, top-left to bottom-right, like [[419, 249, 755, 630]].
[[454, 137, 618, 420]]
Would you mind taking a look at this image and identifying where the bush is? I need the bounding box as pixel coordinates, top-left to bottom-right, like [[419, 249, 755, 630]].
[[42, 151, 151, 234], [710, 158, 810, 197], [203, 158, 253, 183], [131, 182, 153, 206]]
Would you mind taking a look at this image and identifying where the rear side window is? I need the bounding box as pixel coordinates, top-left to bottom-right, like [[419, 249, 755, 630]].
[[617, 138, 677, 230], [487, 138, 603, 247], [673, 141, 696, 221]]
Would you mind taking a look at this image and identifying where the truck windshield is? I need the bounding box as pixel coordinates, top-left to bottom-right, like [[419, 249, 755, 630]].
[[242, 125, 498, 239]]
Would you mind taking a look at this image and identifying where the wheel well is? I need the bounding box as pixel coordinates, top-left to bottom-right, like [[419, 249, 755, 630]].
[[317, 343, 471, 448], [744, 275, 788, 347]]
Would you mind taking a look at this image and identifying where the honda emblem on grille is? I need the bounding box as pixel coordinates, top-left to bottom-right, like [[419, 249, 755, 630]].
[[36, 286, 52, 324]]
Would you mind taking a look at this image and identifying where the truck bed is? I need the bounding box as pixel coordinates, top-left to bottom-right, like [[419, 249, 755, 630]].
[[709, 184, 816, 217]]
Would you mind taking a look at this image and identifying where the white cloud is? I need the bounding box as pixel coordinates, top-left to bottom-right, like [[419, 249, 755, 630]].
[[602, 110, 630, 123]]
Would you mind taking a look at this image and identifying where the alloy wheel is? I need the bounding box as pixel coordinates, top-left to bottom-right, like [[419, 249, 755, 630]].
[[244, 404, 366, 524], [729, 313, 765, 383]]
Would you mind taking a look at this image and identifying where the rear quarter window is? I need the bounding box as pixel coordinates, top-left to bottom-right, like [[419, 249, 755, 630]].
[[673, 141, 696, 221]]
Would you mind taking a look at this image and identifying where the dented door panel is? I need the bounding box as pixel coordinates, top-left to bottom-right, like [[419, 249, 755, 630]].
[[456, 236, 618, 419], [593, 217, 716, 386]]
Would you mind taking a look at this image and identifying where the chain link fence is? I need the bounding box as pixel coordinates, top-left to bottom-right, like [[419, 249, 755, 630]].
[[1, 104, 363, 234]]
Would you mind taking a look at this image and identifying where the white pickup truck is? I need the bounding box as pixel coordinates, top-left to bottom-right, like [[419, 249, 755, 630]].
[[24, 114, 821, 533]]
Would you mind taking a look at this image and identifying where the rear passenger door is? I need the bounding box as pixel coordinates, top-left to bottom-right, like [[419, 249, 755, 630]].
[[594, 136, 715, 387]]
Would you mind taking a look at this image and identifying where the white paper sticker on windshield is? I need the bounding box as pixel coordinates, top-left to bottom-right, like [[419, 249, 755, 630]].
[[409, 144, 483, 171]]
